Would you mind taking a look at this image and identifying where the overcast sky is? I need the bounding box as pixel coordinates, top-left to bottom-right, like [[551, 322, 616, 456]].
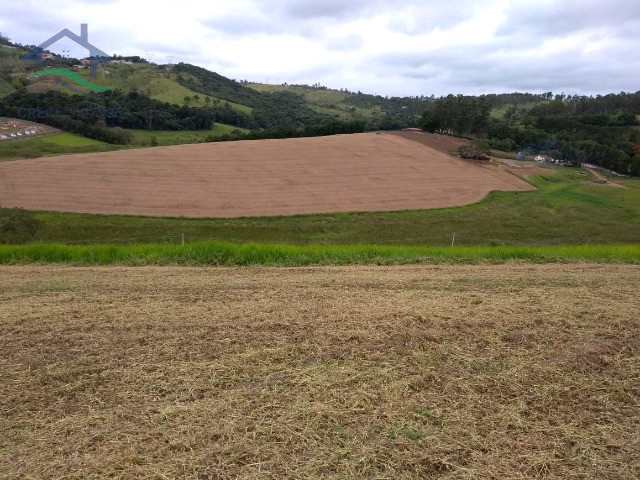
[[2, 0, 639, 97]]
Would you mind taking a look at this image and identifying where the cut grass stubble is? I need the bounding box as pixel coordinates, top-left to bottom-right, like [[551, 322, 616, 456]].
[[1, 264, 639, 479]]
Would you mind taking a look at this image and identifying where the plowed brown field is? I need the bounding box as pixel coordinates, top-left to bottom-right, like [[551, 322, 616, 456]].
[[1, 265, 639, 479], [0, 132, 532, 218]]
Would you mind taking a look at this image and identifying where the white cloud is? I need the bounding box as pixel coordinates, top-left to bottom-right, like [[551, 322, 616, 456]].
[[3, 0, 639, 96]]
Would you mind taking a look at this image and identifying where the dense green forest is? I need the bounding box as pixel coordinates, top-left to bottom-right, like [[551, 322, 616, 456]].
[[0, 90, 216, 143], [173, 63, 343, 130], [421, 93, 640, 175], [174, 64, 431, 130], [0, 90, 371, 144]]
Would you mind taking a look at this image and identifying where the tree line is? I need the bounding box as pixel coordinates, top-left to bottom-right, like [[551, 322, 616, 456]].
[[0, 89, 372, 145], [420, 93, 640, 176], [0, 90, 216, 144], [172, 63, 334, 130], [171, 64, 432, 131]]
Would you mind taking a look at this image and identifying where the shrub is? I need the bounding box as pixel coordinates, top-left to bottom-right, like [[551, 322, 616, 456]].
[[630, 155, 640, 177], [101, 127, 133, 145], [0, 208, 41, 244], [459, 143, 491, 160], [489, 137, 516, 152]]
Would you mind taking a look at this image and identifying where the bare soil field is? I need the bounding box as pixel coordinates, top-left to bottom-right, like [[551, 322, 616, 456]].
[[1, 265, 638, 479], [0, 132, 532, 218], [397, 130, 470, 155]]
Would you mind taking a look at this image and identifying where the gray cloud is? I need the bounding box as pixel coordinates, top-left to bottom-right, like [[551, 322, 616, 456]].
[[2, 0, 639, 96], [264, 0, 372, 20], [326, 34, 363, 51], [498, 0, 640, 36], [203, 14, 283, 35], [284, 0, 366, 19], [372, 35, 640, 95], [387, 2, 478, 35]]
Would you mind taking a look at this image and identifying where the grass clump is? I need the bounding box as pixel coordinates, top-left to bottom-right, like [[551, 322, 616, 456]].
[[126, 124, 247, 146], [0, 209, 41, 243], [0, 242, 638, 266]]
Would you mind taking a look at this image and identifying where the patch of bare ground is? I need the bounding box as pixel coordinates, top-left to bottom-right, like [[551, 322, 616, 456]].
[[394, 130, 470, 155], [497, 158, 553, 178], [1, 265, 639, 479], [0, 117, 59, 138], [398, 131, 549, 181], [585, 167, 627, 189], [0, 132, 532, 218]]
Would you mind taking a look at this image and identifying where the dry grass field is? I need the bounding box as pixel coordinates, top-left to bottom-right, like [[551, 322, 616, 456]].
[[1, 265, 639, 479], [0, 132, 532, 218]]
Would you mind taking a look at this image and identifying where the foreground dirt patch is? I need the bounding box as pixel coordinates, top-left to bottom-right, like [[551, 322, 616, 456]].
[[1, 265, 638, 479], [0, 132, 532, 218]]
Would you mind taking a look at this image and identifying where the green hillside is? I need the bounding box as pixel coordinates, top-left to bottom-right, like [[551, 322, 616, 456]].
[[32, 68, 110, 93], [0, 124, 245, 160], [173, 64, 264, 107], [0, 132, 120, 161], [27, 75, 92, 95], [0, 44, 24, 59], [250, 83, 384, 121], [80, 63, 251, 114], [0, 78, 14, 97], [0, 44, 25, 98], [125, 123, 248, 146], [3, 57, 426, 133]]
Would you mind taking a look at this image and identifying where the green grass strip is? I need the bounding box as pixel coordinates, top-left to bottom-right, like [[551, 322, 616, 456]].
[[32, 68, 110, 93], [0, 243, 638, 266]]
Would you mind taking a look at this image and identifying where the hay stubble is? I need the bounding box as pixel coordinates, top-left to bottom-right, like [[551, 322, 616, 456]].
[[1, 265, 639, 479]]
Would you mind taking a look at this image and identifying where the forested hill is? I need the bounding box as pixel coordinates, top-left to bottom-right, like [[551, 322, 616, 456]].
[[1, 36, 639, 174], [420, 92, 640, 175], [171, 63, 327, 130], [0, 42, 428, 133]]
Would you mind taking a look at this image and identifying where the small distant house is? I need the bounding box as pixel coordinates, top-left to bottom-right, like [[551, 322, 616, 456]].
[[534, 154, 551, 163], [40, 52, 55, 60]]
